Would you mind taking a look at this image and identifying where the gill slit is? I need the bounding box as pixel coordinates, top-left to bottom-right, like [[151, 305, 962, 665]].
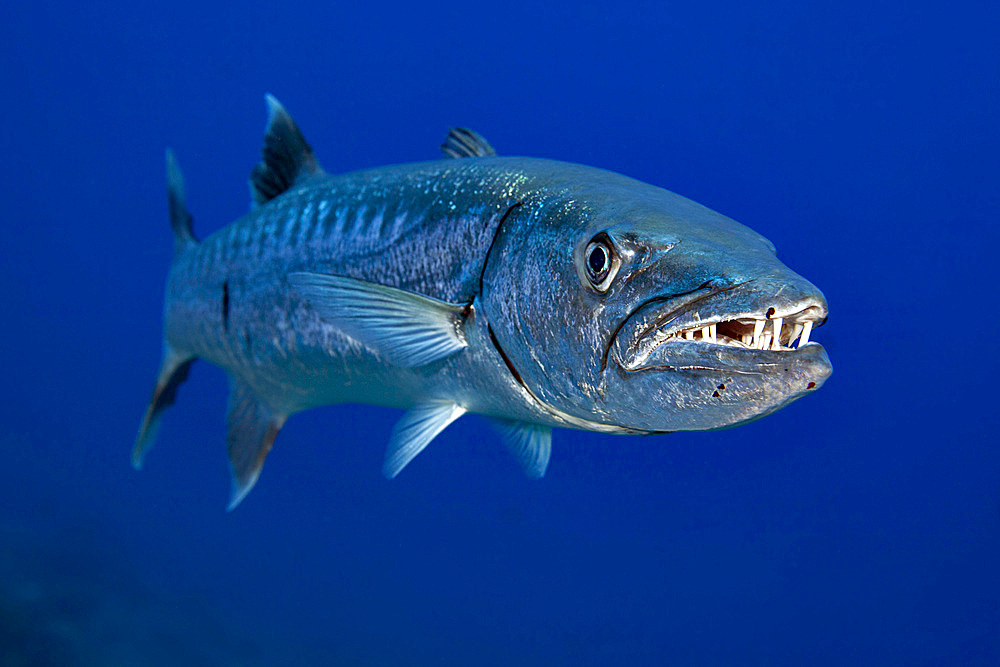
[[478, 200, 522, 296], [487, 324, 639, 434], [474, 200, 543, 413], [476, 200, 647, 434]]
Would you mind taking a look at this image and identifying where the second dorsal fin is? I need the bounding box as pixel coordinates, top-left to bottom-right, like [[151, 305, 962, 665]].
[[249, 94, 325, 207], [440, 127, 497, 158]]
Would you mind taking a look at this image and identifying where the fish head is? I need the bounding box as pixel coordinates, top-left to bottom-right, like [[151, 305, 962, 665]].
[[481, 172, 831, 433]]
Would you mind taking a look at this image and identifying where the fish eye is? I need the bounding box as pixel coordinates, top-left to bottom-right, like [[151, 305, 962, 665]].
[[583, 233, 619, 292]]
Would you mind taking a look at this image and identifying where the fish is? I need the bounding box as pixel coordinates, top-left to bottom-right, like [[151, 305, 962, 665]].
[[134, 95, 832, 509]]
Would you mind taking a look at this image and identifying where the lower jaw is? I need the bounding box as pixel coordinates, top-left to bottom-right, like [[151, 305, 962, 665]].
[[623, 341, 830, 376], [603, 358, 830, 433]]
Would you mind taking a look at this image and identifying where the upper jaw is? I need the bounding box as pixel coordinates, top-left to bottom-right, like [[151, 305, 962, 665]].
[[612, 279, 829, 372]]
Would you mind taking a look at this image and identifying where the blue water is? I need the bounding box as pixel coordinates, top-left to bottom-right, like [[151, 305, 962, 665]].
[[1, 1, 998, 664]]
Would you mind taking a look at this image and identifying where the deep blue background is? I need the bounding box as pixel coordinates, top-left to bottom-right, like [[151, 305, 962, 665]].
[[1, 1, 998, 664]]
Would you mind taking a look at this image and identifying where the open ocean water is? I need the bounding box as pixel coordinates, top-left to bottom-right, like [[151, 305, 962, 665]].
[[1, 1, 998, 665]]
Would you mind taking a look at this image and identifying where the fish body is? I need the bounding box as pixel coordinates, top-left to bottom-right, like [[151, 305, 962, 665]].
[[136, 97, 831, 507], [167, 157, 549, 422]]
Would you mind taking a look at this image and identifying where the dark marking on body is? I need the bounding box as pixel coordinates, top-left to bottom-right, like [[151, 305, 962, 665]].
[[222, 281, 230, 331]]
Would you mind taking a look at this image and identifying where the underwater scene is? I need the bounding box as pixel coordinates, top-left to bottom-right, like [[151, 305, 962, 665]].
[[1, 1, 997, 664]]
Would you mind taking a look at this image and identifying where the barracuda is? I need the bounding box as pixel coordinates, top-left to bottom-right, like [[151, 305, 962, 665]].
[[134, 96, 832, 508]]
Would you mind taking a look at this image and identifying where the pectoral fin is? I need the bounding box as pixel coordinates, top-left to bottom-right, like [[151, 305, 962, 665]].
[[494, 420, 552, 479], [289, 272, 470, 367], [226, 378, 286, 510], [384, 401, 466, 478]]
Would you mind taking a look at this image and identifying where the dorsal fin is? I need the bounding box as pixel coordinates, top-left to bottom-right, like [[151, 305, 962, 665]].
[[249, 94, 324, 207], [440, 127, 497, 158]]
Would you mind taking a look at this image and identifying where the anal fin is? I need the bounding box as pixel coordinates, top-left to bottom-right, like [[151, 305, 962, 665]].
[[384, 401, 466, 478], [226, 378, 286, 510], [133, 350, 196, 470]]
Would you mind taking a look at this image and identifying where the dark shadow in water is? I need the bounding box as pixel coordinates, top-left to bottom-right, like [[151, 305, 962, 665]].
[[0, 520, 333, 666]]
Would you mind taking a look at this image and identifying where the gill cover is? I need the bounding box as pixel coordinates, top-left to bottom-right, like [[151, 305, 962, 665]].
[[480, 200, 619, 428]]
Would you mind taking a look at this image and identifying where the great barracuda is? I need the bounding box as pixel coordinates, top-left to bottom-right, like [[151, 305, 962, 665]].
[[135, 96, 832, 508]]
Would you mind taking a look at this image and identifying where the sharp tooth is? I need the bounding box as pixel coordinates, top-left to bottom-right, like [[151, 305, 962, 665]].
[[702, 326, 711, 341], [742, 333, 752, 346], [798, 321, 813, 348], [771, 317, 783, 350], [685, 330, 695, 340], [709, 324, 717, 342], [752, 319, 765, 348], [760, 332, 772, 350], [790, 323, 803, 346]]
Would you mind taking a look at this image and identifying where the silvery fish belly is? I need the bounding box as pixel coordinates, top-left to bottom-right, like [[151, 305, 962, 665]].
[[134, 96, 832, 508]]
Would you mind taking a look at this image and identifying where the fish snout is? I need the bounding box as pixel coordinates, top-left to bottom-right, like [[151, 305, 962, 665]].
[[611, 271, 830, 373]]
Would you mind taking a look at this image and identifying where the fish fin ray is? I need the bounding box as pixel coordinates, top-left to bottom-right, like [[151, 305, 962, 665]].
[[494, 419, 552, 479], [441, 127, 497, 158], [249, 94, 325, 207], [133, 349, 196, 470], [289, 272, 469, 368], [226, 378, 286, 510], [384, 402, 466, 478]]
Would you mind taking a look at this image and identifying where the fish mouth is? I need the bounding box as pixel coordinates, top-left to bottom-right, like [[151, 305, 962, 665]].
[[612, 281, 830, 373]]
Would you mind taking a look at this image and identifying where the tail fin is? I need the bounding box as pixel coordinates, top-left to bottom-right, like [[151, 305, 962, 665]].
[[165, 149, 197, 255], [134, 151, 200, 467], [133, 349, 196, 469]]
